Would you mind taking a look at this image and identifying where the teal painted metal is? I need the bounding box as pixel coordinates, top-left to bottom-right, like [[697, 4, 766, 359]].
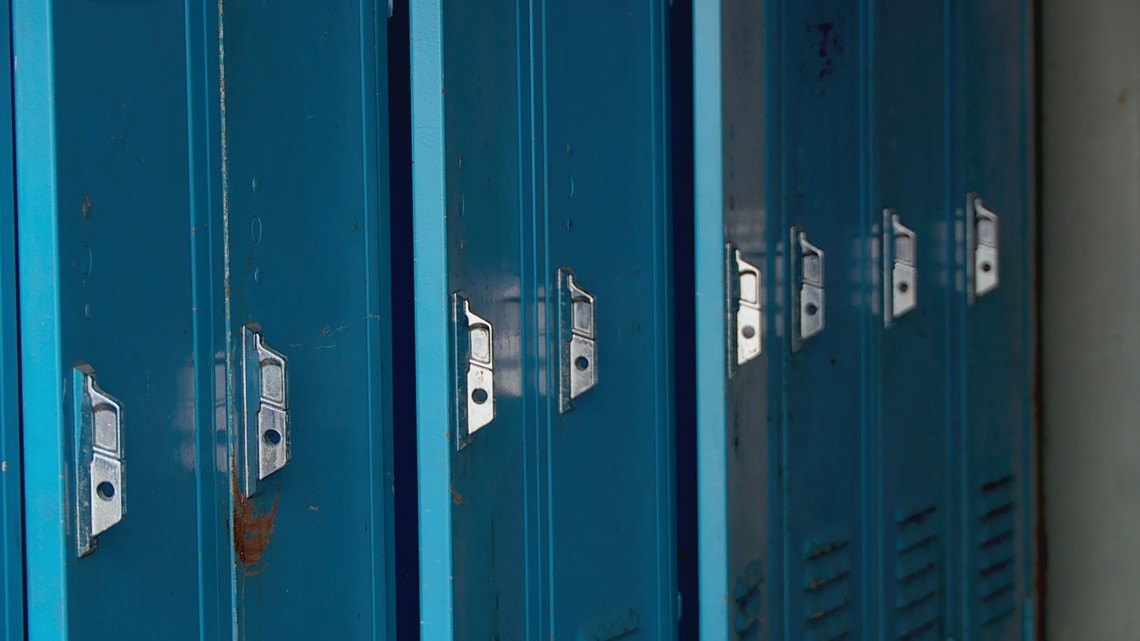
[[694, 1, 1036, 640], [412, 1, 676, 639], [868, 0, 952, 638], [15, 0, 203, 637], [202, 2, 397, 638], [0, 0, 22, 635], [950, 0, 1036, 639]]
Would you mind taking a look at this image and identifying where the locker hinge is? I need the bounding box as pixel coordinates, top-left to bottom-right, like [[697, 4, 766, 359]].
[[883, 209, 917, 326], [727, 243, 762, 376], [790, 226, 825, 351], [453, 294, 495, 448], [967, 193, 999, 303], [238, 325, 291, 498], [558, 267, 597, 413], [74, 365, 125, 558]]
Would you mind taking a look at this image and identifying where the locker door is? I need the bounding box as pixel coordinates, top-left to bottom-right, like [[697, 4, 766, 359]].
[[209, 3, 396, 638], [693, 0, 775, 638], [871, 1, 951, 639], [0, 0, 21, 635], [542, 1, 676, 638], [951, 1, 1036, 638], [411, 1, 539, 639], [778, 3, 868, 640], [14, 2, 202, 638]]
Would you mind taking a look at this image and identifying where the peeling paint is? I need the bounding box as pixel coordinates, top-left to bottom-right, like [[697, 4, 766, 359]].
[[231, 461, 279, 573]]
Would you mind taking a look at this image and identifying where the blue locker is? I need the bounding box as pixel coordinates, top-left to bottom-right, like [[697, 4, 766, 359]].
[[190, 2, 397, 639], [14, 1, 203, 637], [411, 1, 676, 639], [693, 0, 775, 638], [950, 1, 1036, 638], [0, 0, 21, 635], [869, 1, 952, 639]]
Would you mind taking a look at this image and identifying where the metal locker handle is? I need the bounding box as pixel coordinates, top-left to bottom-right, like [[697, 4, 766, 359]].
[[74, 365, 125, 558], [790, 226, 825, 351], [883, 209, 918, 326], [558, 267, 597, 413], [967, 194, 999, 302], [453, 294, 495, 449], [239, 325, 291, 498], [726, 243, 762, 376]]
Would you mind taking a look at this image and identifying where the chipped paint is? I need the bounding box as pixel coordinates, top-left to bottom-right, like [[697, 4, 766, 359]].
[[231, 461, 279, 573]]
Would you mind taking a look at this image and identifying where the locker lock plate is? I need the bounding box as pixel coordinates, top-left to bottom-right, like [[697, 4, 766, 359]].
[[453, 294, 495, 448], [558, 267, 597, 413], [74, 365, 125, 558], [790, 226, 825, 351], [727, 244, 762, 376], [238, 325, 291, 498], [967, 194, 999, 302], [883, 209, 918, 326]]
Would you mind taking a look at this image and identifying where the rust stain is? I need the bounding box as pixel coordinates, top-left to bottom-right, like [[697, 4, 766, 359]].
[[231, 461, 280, 574], [450, 485, 465, 506], [1118, 87, 1130, 105]]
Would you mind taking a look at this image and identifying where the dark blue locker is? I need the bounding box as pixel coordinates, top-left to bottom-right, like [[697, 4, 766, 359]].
[[14, 1, 203, 637], [0, 0, 21, 635], [190, 2, 397, 638], [869, 1, 952, 639], [778, 4, 868, 640], [411, 1, 676, 639], [693, 0, 775, 638], [950, 1, 1036, 638]]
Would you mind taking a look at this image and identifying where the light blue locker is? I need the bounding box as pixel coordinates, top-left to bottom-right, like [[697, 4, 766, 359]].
[[411, 1, 676, 639], [189, 2, 397, 638], [950, 1, 1036, 638], [14, 1, 204, 637], [0, 0, 22, 635]]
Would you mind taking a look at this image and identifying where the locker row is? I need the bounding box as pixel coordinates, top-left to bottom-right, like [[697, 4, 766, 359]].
[[0, 0, 1036, 640]]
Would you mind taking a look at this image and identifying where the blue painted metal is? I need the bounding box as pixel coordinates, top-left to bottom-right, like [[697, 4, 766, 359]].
[[0, 0, 23, 636], [14, 0, 203, 637], [869, 0, 952, 639], [693, 0, 778, 638], [412, 1, 676, 638], [541, 2, 675, 639], [950, 1, 1036, 639], [208, 2, 396, 639]]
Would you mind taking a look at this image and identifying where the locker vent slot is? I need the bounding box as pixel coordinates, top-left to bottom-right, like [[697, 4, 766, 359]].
[[893, 504, 940, 640], [734, 557, 764, 640], [802, 535, 852, 641], [976, 472, 1016, 627]]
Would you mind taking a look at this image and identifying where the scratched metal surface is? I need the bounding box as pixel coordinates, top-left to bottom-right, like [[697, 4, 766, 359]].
[[14, 0, 202, 637], [211, 2, 396, 639]]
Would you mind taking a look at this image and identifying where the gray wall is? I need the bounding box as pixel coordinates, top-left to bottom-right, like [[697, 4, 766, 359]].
[[1043, 1, 1140, 638]]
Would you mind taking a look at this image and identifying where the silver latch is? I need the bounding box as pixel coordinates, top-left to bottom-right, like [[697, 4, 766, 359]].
[[727, 244, 762, 376], [558, 267, 597, 413], [74, 365, 125, 557], [239, 325, 290, 498], [968, 194, 999, 302], [453, 294, 494, 448], [791, 226, 825, 351], [883, 209, 917, 326]]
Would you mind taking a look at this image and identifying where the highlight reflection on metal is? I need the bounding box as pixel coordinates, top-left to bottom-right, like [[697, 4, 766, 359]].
[[453, 294, 494, 448], [968, 194, 999, 302], [883, 209, 918, 326], [239, 325, 290, 498], [558, 267, 597, 413], [74, 365, 125, 558], [791, 226, 825, 351], [727, 244, 762, 375]]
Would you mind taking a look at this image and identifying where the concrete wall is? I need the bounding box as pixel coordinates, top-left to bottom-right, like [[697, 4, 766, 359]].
[[1043, 1, 1140, 638]]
